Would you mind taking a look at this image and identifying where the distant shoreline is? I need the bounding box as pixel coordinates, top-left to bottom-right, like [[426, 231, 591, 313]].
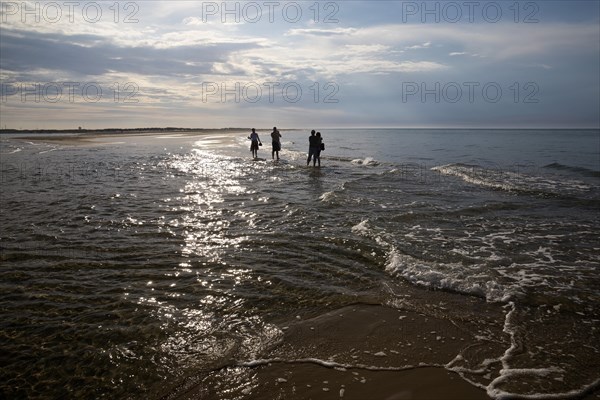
[[0, 127, 255, 135], [1, 127, 301, 145]]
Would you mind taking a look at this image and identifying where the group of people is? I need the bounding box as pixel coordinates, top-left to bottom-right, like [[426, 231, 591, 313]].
[[248, 127, 281, 160], [248, 128, 324, 167], [306, 129, 323, 167]]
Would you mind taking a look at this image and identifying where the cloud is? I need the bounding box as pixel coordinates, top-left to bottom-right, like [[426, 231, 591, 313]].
[[0, 28, 261, 79], [285, 27, 357, 37], [343, 44, 391, 54], [1, 0, 598, 129], [405, 41, 431, 50], [345, 22, 599, 61]]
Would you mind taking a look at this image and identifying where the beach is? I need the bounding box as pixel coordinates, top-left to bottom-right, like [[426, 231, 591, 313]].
[[170, 303, 492, 400], [1, 129, 599, 399]]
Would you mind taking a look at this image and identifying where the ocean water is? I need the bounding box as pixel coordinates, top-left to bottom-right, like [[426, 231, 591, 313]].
[[1, 129, 599, 399]]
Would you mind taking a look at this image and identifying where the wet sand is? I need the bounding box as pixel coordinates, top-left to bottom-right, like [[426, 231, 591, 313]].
[[179, 364, 488, 400], [166, 304, 493, 400]]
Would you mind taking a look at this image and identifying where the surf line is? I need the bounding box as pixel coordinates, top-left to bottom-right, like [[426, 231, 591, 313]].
[[237, 357, 447, 373], [484, 302, 600, 400]]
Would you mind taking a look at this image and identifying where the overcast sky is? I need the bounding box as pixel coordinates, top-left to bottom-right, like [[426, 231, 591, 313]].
[[1, 1, 598, 129]]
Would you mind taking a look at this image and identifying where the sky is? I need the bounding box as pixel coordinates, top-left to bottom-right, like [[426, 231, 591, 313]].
[[0, 0, 599, 129]]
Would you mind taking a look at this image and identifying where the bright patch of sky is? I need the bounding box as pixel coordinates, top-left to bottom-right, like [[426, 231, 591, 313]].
[[1, 0, 598, 129]]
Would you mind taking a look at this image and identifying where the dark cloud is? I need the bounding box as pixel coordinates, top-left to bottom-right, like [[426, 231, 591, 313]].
[[0, 28, 260, 78]]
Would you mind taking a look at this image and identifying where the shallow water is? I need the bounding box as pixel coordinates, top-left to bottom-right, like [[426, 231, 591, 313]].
[[1, 129, 599, 399]]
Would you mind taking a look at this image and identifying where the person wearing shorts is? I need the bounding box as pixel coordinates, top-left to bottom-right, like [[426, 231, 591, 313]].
[[248, 128, 262, 158], [271, 127, 282, 160]]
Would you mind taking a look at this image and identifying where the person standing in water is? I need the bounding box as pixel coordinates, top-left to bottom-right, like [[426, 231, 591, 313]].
[[307, 130, 320, 167], [271, 126, 282, 160], [248, 128, 262, 159], [315, 131, 323, 167]]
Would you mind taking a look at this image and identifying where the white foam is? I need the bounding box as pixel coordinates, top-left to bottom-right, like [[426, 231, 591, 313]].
[[492, 378, 600, 399], [238, 357, 432, 372], [351, 218, 520, 302], [320, 191, 336, 202], [252, 331, 599, 400], [347, 208, 600, 399], [387, 246, 524, 303], [236, 356, 600, 400], [0, 147, 22, 154], [38, 147, 59, 154], [351, 157, 380, 166], [432, 163, 516, 191], [432, 163, 591, 195], [351, 219, 370, 235]]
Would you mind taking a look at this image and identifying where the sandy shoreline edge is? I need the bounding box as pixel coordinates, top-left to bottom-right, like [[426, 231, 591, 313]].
[[162, 301, 600, 400], [162, 304, 492, 400]]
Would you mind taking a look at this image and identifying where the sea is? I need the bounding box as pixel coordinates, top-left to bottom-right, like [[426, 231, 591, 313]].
[[1, 128, 599, 399]]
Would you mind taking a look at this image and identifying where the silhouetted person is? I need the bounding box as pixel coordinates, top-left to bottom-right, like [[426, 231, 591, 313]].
[[307, 130, 320, 167], [248, 128, 262, 158], [271, 126, 282, 160], [315, 131, 323, 167]]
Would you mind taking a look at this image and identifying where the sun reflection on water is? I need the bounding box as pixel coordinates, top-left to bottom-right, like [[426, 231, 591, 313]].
[[133, 142, 282, 389], [169, 148, 254, 263]]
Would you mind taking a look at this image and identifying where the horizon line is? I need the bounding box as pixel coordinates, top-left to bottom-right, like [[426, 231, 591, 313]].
[[2, 126, 599, 133]]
